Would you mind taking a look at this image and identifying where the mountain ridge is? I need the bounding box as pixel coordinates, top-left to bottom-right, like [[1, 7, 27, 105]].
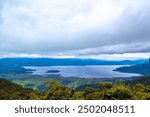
[[0, 58, 148, 66], [114, 62, 150, 76]]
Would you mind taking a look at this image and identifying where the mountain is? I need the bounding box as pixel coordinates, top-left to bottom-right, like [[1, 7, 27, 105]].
[[0, 58, 147, 66], [114, 62, 150, 76]]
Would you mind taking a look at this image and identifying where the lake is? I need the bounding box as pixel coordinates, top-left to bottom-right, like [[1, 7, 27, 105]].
[[24, 65, 142, 78]]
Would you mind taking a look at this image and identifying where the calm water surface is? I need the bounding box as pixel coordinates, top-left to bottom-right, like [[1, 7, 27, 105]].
[[24, 66, 142, 78]]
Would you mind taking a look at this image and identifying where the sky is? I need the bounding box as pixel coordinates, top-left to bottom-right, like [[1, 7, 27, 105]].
[[0, 0, 150, 60]]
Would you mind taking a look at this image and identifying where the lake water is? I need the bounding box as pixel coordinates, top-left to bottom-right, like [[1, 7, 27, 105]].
[[24, 66, 142, 78]]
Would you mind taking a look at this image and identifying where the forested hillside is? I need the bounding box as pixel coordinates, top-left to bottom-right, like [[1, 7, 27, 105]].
[[0, 78, 150, 100], [114, 62, 150, 76], [0, 78, 37, 99]]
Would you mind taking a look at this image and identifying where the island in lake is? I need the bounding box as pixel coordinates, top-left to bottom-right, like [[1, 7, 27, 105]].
[[46, 70, 60, 73]]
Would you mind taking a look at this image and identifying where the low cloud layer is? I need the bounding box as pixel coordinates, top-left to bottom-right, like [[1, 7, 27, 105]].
[[0, 0, 150, 59]]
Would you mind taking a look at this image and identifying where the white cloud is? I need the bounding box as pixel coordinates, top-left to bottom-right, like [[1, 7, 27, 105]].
[[0, 0, 150, 59]]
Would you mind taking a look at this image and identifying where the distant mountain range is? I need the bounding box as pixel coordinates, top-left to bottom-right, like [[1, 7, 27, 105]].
[[0, 58, 148, 66], [114, 62, 150, 76]]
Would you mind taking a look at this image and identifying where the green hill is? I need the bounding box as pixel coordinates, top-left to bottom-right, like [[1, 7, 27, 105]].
[[0, 78, 150, 100], [114, 62, 150, 76], [0, 78, 36, 99]]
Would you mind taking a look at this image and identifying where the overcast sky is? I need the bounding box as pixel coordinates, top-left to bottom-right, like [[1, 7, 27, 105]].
[[0, 0, 150, 60]]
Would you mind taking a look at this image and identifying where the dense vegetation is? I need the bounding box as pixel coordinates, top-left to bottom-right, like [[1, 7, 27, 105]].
[[126, 76, 150, 85], [0, 78, 37, 99], [12, 75, 134, 91], [0, 78, 150, 100]]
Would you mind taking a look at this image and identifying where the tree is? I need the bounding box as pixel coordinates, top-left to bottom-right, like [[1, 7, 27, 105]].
[[45, 80, 75, 100]]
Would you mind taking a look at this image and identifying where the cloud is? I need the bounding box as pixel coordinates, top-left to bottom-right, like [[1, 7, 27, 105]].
[[0, 0, 150, 59]]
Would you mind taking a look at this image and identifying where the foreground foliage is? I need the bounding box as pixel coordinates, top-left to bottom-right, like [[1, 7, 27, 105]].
[[0, 78, 37, 99], [0, 78, 150, 100]]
